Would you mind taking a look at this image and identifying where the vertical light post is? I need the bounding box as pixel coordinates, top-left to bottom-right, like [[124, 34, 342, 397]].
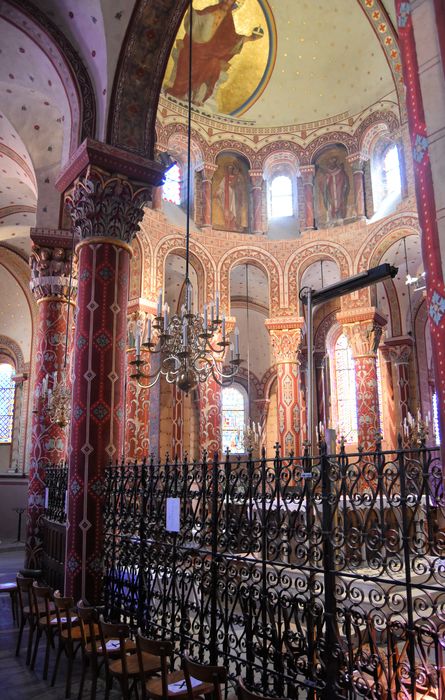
[[299, 263, 398, 450]]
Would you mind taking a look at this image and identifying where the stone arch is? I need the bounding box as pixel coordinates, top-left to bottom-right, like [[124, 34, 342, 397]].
[[153, 235, 216, 303], [355, 214, 420, 272], [254, 141, 304, 171], [137, 224, 154, 300], [218, 247, 282, 315], [129, 235, 143, 301], [0, 335, 25, 372], [305, 133, 358, 164], [260, 365, 278, 402], [356, 111, 400, 158], [208, 141, 256, 169], [0, 0, 96, 151], [161, 123, 207, 166], [284, 242, 352, 313]]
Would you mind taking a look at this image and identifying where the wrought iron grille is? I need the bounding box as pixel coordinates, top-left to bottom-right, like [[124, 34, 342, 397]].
[[103, 440, 445, 699], [44, 463, 68, 523]]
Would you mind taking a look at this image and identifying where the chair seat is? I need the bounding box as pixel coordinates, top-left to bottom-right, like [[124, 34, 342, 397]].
[[109, 650, 161, 677], [146, 669, 213, 699], [96, 637, 136, 655], [60, 623, 85, 640], [0, 582, 17, 592]]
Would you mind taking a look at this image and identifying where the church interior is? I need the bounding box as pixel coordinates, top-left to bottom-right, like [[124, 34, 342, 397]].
[[0, 0, 445, 698]]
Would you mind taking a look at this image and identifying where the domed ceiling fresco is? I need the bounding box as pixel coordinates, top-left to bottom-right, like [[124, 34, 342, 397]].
[[162, 0, 399, 127], [163, 0, 276, 117]]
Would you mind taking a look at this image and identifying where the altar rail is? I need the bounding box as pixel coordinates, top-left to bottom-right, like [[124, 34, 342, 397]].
[[102, 440, 444, 699]]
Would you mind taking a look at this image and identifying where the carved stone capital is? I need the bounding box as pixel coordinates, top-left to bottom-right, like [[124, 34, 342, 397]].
[[200, 163, 218, 182], [29, 243, 78, 303], [65, 167, 151, 244], [383, 336, 413, 365], [346, 153, 367, 172], [341, 319, 384, 358], [300, 165, 316, 185], [265, 318, 305, 363], [248, 169, 264, 189]]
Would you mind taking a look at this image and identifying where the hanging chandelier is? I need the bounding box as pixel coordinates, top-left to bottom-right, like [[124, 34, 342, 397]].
[[129, 0, 241, 395]]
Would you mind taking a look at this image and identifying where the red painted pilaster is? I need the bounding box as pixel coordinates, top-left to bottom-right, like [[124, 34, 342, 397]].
[[26, 242, 77, 568]]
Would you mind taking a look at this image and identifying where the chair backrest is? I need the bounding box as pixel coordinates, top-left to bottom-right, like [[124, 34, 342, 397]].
[[98, 616, 132, 681], [136, 631, 172, 699], [236, 677, 288, 700], [16, 574, 34, 616], [77, 600, 99, 654], [183, 653, 227, 700], [53, 590, 77, 638], [32, 581, 53, 623]]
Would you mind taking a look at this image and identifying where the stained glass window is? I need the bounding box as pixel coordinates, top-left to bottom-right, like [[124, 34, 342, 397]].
[[162, 163, 181, 204], [335, 334, 358, 443], [0, 363, 15, 443], [383, 144, 401, 198], [222, 386, 245, 454], [270, 175, 293, 218]]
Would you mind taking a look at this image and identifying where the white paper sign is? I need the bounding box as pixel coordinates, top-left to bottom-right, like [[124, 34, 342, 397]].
[[166, 497, 180, 532], [168, 677, 201, 694]]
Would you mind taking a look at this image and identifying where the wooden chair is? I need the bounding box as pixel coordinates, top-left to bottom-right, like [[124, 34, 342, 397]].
[[50, 591, 82, 698], [182, 653, 227, 700], [99, 616, 154, 700], [77, 601, 103, 700], [0, 580, 18, 624], [15, 573, 36, 664], [30, 581, 58, 680], [236, 677, 288, 700]]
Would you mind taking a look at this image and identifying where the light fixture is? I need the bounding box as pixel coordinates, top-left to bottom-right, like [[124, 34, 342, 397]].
[[129, 0, 241, 395]]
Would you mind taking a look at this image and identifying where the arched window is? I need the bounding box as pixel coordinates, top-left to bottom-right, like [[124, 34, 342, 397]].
[[433, 392, 441, 445], [221, 385, 246, 453], [269, 175, 293, 218], [162, 163, 181, 205], [0, 362, 15, 443], [382, 144, 401, 199], [335, 334, 358, 442]]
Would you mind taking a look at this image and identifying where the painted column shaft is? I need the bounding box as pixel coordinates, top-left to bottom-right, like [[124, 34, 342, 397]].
[[65, 239, 130, 600], [198, 376, 222, 457], [27, 297, 72, 567]]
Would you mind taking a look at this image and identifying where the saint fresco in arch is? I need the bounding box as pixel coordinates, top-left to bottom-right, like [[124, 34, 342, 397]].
[[166, 0, 264, 108], [212, 155, 249, 231]]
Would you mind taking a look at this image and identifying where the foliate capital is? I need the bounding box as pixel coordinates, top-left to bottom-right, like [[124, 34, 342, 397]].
[[65, 167, 152, 245], [265, 318, 305, 363], [337, 311, 386, 358], [383, 336, 413, 365], [29, 244, 78, 302]]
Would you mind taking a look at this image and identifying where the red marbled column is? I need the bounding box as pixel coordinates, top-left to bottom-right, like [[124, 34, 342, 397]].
[[276, 362, 301, 456], [125, 347, 150, 461], [396, 0, 445, 466], [26, 297, 72, 567], [198, 376, 222, 457], [353, 355, 381, 451], [341, 314, 385, 451], [249, 170, 264, 234], [201, 164, 217, 227], [65, 238, 131, 600], [171, 382, 184, 460], [347, 155, 366, 219], [300, 166, 315, 230], [266, 322, 304, 456]]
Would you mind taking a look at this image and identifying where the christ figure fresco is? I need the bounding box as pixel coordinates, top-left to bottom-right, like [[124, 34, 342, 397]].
[[166, 0, 264, 107], [319, 155, 350, 224]]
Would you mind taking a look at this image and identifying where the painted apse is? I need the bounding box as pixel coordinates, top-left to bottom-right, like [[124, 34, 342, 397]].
[[212, 155, 249, 232], [163, 0, 275, 116], [314, 146, 354, 228]]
